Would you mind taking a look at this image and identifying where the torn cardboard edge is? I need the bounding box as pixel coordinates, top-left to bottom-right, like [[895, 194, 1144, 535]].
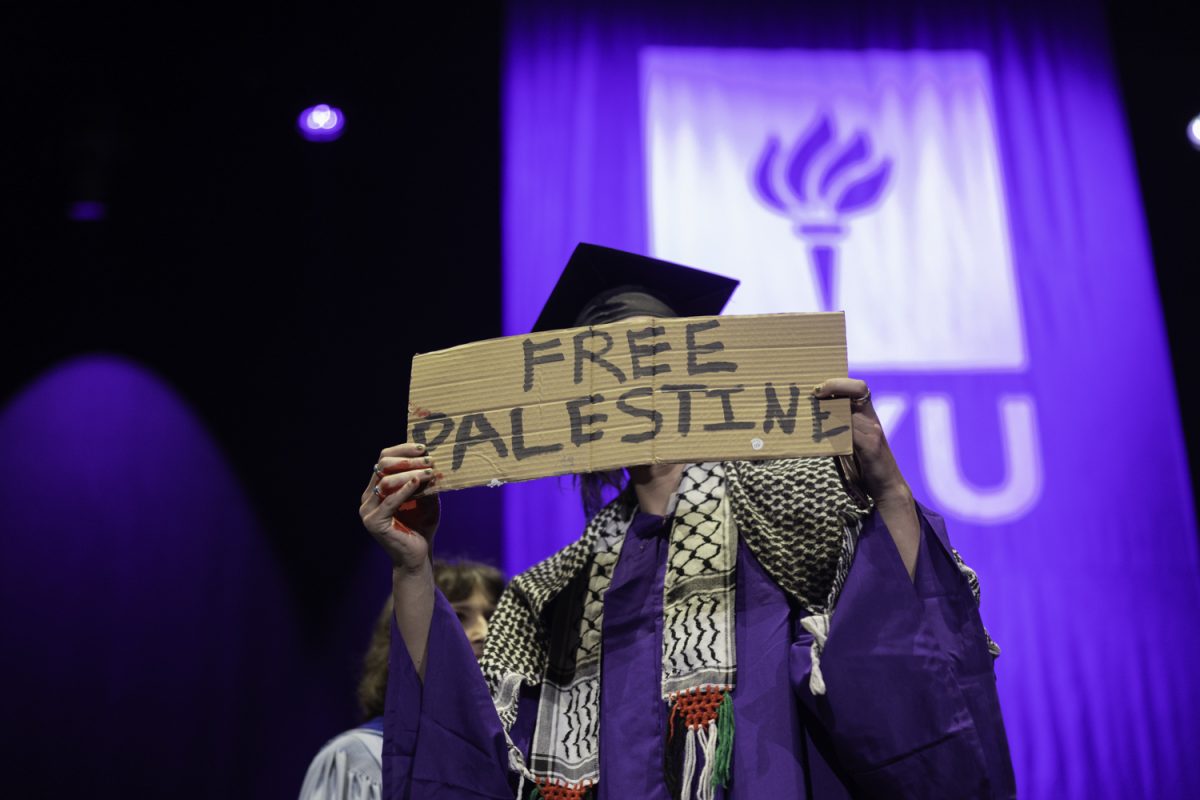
[[407, 312, 853, 491]]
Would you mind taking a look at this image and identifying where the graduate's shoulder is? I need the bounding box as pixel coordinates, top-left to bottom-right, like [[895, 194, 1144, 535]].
[[505, 529, 595, 601], [500, 495, 631, 610]]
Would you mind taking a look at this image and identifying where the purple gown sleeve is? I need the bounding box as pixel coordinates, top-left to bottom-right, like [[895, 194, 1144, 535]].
[[790, 505, 1017, 800], [383, 588, 516, 799]]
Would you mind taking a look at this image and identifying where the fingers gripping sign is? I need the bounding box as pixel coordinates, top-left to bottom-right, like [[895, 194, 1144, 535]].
[[359, 442, 442, 572], [812, 378, 909, 504], [359, 441, 443, 680], [813, 378, 921, 579]]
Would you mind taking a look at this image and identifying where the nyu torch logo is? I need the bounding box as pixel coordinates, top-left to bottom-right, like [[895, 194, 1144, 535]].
[[753, 114, 893, 312], [751, 113, 1040, 525], [642, 49, 1043, 525]]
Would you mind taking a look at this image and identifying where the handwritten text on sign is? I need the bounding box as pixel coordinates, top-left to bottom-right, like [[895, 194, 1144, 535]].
[[407, 312, 852, 491]]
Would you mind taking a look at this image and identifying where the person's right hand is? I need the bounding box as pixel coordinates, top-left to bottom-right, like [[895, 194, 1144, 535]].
[[359, 442, 441, 573]]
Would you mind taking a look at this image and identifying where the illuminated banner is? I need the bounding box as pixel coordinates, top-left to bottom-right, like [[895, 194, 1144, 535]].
[[643, 50, 1040, 524], [503, 13, 1200, 797]]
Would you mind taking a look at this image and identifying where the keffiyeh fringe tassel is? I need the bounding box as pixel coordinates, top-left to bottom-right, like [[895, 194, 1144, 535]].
[[665, 686, 735, 800]]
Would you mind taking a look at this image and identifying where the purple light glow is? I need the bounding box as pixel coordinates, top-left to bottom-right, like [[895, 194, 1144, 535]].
[[297, 103, 345, 142], [0, 355, 304, 795], [67, 200, 107, 221], [1189, 114, 1200, 150]]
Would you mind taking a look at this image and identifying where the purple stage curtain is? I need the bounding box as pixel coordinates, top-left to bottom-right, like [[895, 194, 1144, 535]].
[[501, 1, 1200, 798]]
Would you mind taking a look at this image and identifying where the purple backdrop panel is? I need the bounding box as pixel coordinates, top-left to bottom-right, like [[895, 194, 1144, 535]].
[[0, 356, 310, 797], [502, 3, 1200, 798]]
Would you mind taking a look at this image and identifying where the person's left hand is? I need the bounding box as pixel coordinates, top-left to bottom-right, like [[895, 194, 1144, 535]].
[[813, 378, 910, 505]]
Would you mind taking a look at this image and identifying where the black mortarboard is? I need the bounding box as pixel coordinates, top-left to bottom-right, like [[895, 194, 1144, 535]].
[[531, 243, 740, 333]]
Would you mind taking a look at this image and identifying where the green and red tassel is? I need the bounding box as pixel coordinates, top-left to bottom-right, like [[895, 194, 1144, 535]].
[[664, 685, 735, 799]]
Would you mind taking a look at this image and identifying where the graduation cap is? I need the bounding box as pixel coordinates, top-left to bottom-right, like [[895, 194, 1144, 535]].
[[531, 243, 740, 333]]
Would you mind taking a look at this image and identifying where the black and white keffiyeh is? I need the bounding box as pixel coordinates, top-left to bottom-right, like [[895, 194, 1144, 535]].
[[480, 458, 869, 799]]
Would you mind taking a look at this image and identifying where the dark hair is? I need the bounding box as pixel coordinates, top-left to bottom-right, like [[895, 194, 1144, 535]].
[[578, 469, 630, 519], [356, 559, 506, 720], [356, 596, 396, 721]]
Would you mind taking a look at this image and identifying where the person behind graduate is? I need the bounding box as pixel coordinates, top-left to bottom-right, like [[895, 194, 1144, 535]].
[[298, 560, 505, 800], [359, 244, 1016, 799]]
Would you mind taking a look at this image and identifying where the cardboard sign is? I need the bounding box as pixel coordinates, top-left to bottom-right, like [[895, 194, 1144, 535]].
[[407, 312, 853, 491]]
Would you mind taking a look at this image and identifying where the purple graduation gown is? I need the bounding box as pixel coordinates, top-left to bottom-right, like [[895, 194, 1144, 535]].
[[383, 506, 1016, 799]]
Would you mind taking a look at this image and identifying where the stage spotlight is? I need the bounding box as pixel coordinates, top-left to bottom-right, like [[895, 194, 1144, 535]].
[[298, 104, 345, 142], [1189, 114, 1200, 150]]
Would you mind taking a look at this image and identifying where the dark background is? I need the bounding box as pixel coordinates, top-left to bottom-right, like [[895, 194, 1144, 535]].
[[1108, 2, 1199, 491], [2, 2, 505, 794], [3, 2, 505, 595], [1, 1, 1195, 796]]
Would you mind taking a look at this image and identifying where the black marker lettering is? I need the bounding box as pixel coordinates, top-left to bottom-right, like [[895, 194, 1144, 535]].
[[411, 413, 454, 451], [573, 330, 627, 385], [659, 384, 707, 436], [762, 383, 802, 434], [626, 326, 672, 379], [523, 337, 565, 392], [567, 393, 608, 446], [810, 395, 850, 442], [686, 319, 737, 375], [703, 386, 755, 431], [616, 386, 662, 443], [510, 407, 563, 460], [451, 413, 510, 471]]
